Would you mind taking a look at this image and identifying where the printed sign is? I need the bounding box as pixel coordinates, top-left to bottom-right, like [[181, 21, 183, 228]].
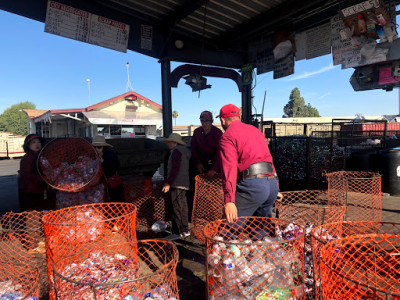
[[256, 51, 274, 75], [331, 14, 356, 65], [340, 0, 379, 18], [45, 0, 130, 53], [305, 23, 332, 59], [273, 55, 294, 79], [141, 25, 153, 50], [379, 67, 400, 85]]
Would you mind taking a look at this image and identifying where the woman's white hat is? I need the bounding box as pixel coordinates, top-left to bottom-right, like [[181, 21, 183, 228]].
[[163, 133, 186, 146], [92, 135, 112, 147]]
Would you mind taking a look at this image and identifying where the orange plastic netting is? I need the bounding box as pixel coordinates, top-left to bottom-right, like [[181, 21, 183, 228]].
[[0, 211, 48, 298], [191, 174, 224, 243], [204, 217, 305, 299], [124, 176, 172, 229], [43, 202, 137, 299], [52, 240, 179, 299], [0, 262, 39, 299], [276, 190, 346, 227], [38, 137, 102, 192], [311, 221, 400, 300], [326, 171, 382, 222], [320, 233, 400, 299], [276, 190, 346, 297]]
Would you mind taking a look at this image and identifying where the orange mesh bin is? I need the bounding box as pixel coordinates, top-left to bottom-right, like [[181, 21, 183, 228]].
[[124, 176, 172, 229], [277, 190, 346, 226], [191, 174, 224, 243], [326, 171, 382, 221], [0, 211, 48, 298], [311, 221, 400, 300], [0, 263, 39, 299], [38, 137, 102, 192], [52, 240, 179, 299], [204, 217, 305, 299], [320, 233, 400, 299], [43, 202, 137, 299], [276, 190, 346, 297]]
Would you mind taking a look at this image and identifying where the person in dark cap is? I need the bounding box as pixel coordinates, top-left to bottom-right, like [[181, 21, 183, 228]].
[[162, 133, 191, 240], [217, 104, 281, 223], [191, 110, 223, 177], [19, 134, 49, 211], [92, 135, 123, 202]]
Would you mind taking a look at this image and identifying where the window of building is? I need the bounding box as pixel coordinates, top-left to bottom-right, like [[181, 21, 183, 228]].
[[97, 125, 110, 137], [110, 125, 121, 137], [134, 125, 145, 136], [122, 125, 135, 137], [42, 123, 50, 138]]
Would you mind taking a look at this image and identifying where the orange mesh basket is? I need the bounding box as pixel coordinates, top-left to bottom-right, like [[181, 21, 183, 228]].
[[52, 240, 179, 299], [277, 190, 346, 226], [191, 174, 224, 243], [320, 233, 400, 299], [124, 176, 172, 229], [326, 171, 382, 222], [38, 137, 102, 192], [0, 211, 48, 298], [311, 221, 400, 300], [204, 217, 305, 299], [276, 190, 346, 297], [0, 262, 40, 299], [43, 202, 137, 300]]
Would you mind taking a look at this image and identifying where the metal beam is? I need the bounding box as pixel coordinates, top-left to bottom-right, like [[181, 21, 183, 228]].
[[160, 58, 172, 137]]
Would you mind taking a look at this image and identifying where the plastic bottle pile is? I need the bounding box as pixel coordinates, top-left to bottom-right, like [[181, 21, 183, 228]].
[[54, 250, 177, 300], [40, 156, 99, 191], [55, 183, 105, 209], [0, 281, 37, 300], [207, 225, 304, 300]]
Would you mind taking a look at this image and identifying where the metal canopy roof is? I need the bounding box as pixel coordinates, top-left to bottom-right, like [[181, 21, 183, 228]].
[[4, 0, 397, 69]]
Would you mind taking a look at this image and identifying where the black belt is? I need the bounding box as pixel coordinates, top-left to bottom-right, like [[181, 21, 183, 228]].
[[240, 162, 274, 179]]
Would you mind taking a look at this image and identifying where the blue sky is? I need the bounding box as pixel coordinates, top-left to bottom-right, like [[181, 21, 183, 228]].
[[1, 9, 399, 125]]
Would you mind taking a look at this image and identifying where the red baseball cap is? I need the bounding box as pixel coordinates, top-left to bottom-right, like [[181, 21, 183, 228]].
[[216, 104, 240, 118]]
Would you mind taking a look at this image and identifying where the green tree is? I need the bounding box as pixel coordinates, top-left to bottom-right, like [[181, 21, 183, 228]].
[[0, 102, 36, 135], [283, 88, 320, 117], [172, 110, 179, 126]]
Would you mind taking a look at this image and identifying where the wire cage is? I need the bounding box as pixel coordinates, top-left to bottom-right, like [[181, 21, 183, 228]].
[[38, 137, 102, 192], [52, 240, 179, 300], [320, 233, 400, 299], [311, 221, 400, 300], [0, 211, 48, 298], [124, 175, 172, 230], [325, 171, 382, 221], [276, 190, 346, 297], [0, 262, 40, 300], [191, 174, 224, 243], [43, 202, 137, 300], [204, 217, 305, 300]]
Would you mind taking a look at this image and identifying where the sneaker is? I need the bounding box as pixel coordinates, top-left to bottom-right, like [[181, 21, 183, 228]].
[[165, 234, 181, 241], [180, 231, 191, 238]]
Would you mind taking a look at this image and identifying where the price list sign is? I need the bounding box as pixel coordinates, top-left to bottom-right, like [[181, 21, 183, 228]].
[[45, 0, 130, 53]]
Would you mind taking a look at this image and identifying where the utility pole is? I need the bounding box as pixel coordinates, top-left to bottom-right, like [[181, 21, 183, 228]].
[[86, 78, 91, 106]]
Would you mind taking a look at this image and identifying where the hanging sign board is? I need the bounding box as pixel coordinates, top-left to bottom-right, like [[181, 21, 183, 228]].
[[294, 31, 306, 61], [273, 55, 294, 79], [45, 0, 130, 53], [331, 14, 356, 65], [241, 64, 253, 85], [305, 23, 332, 60], [141, 25, 153, 50], [340, 0, 379, 18], [256, 51, 274, 75]]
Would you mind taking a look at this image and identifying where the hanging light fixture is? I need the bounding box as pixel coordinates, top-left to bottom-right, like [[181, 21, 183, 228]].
[[183, 74, 211, 92]]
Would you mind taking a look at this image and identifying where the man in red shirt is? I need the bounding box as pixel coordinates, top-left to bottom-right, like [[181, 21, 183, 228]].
[[217, 104, 280, 223]]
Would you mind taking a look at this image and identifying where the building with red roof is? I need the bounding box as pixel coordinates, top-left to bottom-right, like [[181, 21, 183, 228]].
[[22, 91, 162, 139]]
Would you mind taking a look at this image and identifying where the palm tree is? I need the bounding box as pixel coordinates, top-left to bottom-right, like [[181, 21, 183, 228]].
[[172, 110, 179, 126]]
